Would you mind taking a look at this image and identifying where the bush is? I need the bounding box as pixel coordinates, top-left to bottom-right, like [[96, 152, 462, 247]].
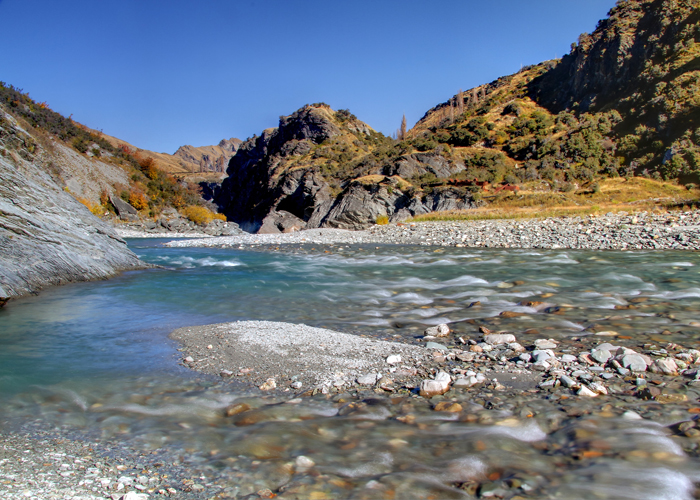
[[375, 214, 389, 225], [180, 205, 221, 225], [128, 192, 148, 210]]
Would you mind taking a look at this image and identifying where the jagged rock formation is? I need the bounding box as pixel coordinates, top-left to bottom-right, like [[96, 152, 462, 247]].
[[217, 104, 476, 232], [173, 138, 242, 174], [0, 106, 144, 302]]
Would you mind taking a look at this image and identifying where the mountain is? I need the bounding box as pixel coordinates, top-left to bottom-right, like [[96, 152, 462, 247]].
[[412, 0, 699, 185], [215, 0, 699, 232], [173, 138, 242, 175], [217, 104, 477, 232], [98, 133, 241, 178]]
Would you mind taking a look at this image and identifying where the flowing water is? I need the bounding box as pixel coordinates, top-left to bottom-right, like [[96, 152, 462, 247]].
[[2, 239, 700, 499]]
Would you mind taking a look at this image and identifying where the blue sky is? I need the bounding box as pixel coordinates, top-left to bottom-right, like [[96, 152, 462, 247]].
[[1, 0, 617, 153]]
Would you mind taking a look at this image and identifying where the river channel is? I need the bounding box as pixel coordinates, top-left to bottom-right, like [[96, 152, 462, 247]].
[[1, 239, 700, 499]]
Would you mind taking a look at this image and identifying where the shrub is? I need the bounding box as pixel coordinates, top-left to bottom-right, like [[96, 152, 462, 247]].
[[375, 214, 389, 225], [128, 192, 148, 210], [181, 205, 217, 225]]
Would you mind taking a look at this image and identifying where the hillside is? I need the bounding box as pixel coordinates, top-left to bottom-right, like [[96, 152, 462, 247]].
[[0, 81, 229, 221], [411, 0, 699, 188], [0, 100, 144, 302], [215, 0, 699, 231], [98, 133, 241, 180]]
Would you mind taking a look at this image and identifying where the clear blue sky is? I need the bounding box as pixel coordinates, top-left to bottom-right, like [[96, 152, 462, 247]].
[[1, 0, 618, 154]]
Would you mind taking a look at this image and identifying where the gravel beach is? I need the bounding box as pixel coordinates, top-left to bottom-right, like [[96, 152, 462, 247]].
[[163, 210, 700, 251]]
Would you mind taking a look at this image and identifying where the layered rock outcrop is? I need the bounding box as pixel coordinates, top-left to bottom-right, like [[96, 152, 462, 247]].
[[0, 107, 144, 302], [217, 104, 476, 232]]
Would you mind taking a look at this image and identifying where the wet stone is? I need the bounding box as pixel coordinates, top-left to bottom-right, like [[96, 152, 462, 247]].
[[591, 349, 611, 364]]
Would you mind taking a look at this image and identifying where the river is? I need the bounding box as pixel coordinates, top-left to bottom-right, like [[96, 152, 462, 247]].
[[1, 239, 699, 499]]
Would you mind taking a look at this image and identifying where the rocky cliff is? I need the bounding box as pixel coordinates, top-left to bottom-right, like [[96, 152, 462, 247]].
[[0, 106, 144, 303], [411, 0, 699, 185], [174, 138, 242, 174], [217, 104, 477, 232]]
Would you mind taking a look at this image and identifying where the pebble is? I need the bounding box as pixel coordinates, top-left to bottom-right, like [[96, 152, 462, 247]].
[[591, 349, 612, 364], [534, 339, 558, 350], [622, 354, 648, 372], [386, 354, 402, 365], [166, 211, 700, 252], [419, 371, 451, 397], [578, 386, 598, 397], [650, 358, 679, 376], [425, 324, 450, 337], [484, 333, 516, 345]]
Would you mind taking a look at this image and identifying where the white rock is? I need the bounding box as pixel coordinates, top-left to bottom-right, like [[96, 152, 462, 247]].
[[453, 376, 479, 388], [649, 358, 679, 375], [123, 492, 149, 500], [356, 373, 379, 386], [532, 360, 551, 371], [578, 386, 598, 397], [534, 339, 558, 349], [589, 382, 608, 395], [591, 349, 611, 364], [484, 333, 516, 345], [622, 354, 648, 372], [560, 354, 577, 363], [259, 378, 276, 391], [622, 410, 643, 420], [532, 350, 553, 363], [386, 354, 402, 365], [295, 455, 315, 472], [519, 353, 532, 362], [559, 375, 578, 388], [425, 324, 450, 337], [434, 371, 452, 387], [539, 379, 556, 389], [183, 356, 194, 363], [507, 342, 526, 353]]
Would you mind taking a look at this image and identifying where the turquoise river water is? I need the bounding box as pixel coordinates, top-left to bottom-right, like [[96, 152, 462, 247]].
[[2, 239, 700, 499]]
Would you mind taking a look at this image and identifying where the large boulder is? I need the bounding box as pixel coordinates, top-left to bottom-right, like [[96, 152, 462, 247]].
[[258, 210, 307, 234], [109, 194, 139, 222]]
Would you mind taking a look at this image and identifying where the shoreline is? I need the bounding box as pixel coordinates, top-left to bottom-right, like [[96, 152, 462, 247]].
[[161, 210, 700, 251]]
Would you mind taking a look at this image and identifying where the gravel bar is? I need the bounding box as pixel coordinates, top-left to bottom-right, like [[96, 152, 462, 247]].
[[169, 321, 432, 391], [165, 210, 700, 251]]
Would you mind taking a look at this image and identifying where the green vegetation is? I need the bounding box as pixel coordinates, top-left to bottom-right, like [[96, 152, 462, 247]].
[[0, 81, 213, 217]]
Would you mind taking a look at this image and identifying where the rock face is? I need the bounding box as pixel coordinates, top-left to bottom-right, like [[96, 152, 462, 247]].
[[217, 104, 476, 232], [173, 138, 242, 174], [0, 107, 144, 302]]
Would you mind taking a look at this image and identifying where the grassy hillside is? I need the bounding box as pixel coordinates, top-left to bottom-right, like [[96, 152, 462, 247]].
[[401, 0, 700, 215], [0, 81, 212, 218]]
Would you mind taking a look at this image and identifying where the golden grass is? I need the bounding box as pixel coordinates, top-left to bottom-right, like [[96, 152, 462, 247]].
[[411, 177, 700, 222]]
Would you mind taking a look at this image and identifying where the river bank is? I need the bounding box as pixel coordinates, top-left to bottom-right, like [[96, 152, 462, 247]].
[[161, 210, 700, 251]]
